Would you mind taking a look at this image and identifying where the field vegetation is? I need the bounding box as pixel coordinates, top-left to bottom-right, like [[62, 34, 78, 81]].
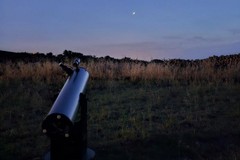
[[0, 50, 240, 159]]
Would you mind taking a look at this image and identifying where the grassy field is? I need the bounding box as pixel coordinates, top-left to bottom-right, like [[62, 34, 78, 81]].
[[0, 58, 240, 159]]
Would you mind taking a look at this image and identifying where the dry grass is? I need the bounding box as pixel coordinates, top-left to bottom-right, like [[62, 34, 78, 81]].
[[0, 61, 62, 83], [1, 59, 239, 84]]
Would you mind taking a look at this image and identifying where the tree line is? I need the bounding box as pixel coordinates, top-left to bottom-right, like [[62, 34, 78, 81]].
[[1, 49, 240, 69]]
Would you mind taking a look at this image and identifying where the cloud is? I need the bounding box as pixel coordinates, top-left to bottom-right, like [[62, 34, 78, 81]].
[[181, 35, 228, 51], [182, 40, 240, 59], [189, 36, 207, 41], [163, 35, 184, 40], [187, 35, 224, 42], [229, 28, 240, 35]]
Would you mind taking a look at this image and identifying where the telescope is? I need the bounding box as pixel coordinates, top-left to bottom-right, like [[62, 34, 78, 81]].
[[42, 58, 95, 160]]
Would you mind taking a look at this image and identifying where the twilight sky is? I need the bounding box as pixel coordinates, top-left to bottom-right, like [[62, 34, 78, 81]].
[[1, 0, 240, 60]]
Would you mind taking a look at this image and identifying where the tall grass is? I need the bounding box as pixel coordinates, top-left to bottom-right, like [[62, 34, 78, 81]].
[[1, 59, 239, 84], [0, 61, 63, 83]]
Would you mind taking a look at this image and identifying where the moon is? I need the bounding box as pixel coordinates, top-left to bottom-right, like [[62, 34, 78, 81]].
[[132, 12, 136, 15]]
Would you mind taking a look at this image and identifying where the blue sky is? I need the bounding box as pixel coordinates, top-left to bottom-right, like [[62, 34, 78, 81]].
[[1, 0, 240, 60]]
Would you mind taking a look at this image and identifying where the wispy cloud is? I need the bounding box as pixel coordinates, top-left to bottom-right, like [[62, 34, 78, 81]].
[[229, 28, 240, 35], [186, 36, 224, 44], [162, 35, 184, 40]]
